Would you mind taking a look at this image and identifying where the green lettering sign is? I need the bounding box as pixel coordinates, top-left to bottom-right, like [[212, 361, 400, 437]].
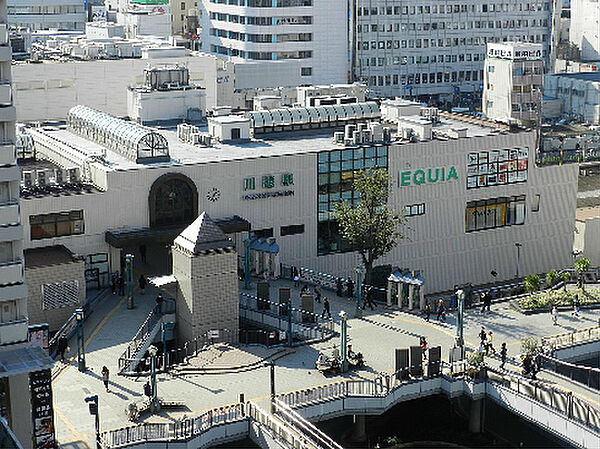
[[400, 171, 411, 186], [399, 166, 458, 187]]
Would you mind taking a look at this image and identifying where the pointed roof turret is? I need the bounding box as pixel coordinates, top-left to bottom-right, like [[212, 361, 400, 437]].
[[174, 212, 234, 254]]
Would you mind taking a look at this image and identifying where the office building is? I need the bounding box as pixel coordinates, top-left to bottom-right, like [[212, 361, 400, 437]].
[[483, 42, 544, 125], [198, 0, 349, 85], [353, 0, 559, 103], [544, 72, 600, 123], [570, 0, 600, 60], [7, 0, 86, 31], [171, 0, 198, 36], [0, 1, 54, 447]]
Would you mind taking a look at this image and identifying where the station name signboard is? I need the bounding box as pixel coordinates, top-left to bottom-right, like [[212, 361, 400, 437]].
[[400, 166, 458, 187], [242, 172, 294, 200], [487, 43, 542, 60]]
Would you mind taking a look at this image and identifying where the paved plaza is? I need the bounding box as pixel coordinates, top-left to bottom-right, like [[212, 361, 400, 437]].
[[53, 278, 600, 449]]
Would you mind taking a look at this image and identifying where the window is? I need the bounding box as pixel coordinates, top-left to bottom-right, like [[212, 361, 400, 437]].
[[404, 203, 425, 217], [532, 194, 540, 212], [280, 224, 305, 236], [467, 148, 529, 189], [465, 196, 526, 232], [253, 228, 273, 239], [30, 211, 84, 240], [301, 67, 312, 76]]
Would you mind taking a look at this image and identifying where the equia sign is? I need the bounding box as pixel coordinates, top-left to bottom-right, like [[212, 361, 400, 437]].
[[400, 166, 458, 187]]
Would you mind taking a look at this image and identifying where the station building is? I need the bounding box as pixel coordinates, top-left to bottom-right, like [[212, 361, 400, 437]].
[[18, 100, 578, 295]]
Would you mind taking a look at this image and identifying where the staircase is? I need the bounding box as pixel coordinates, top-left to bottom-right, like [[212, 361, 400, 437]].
[[118, 305, 164, 375]]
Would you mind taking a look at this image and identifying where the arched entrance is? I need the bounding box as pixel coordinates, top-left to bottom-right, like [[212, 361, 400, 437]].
[[149, 173, 198, 228]]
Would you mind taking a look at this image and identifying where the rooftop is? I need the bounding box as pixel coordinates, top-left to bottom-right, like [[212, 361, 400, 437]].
[[24, 245, 78, 269], [549, 72, 600, 82]]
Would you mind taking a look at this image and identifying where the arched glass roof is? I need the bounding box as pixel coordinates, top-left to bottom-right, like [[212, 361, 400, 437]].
[[67, 105, 170, 163]]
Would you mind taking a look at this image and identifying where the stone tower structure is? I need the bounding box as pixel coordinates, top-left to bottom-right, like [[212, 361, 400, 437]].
[[172, 212, 239, 343]]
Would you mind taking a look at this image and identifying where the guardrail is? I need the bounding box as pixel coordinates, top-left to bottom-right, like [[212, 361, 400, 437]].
[[539, 353, 600, 391], [117, 305, 162, 373], [100, 403, 246, 449], [543, 325, 600, 351]]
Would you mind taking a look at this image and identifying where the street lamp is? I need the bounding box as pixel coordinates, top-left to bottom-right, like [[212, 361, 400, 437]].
[[455, 289, 465, 348], [124, 254, 134, 309], [266, 361, 275, 414], [84, 395, 100, 449], [148, 345, 159, 413], [339, 310, 348, 373], [75, 308, 85, 372], [354, 266, 363, 319], [515, 242, 523, 279]]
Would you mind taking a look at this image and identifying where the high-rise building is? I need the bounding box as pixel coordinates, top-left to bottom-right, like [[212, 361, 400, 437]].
[[352, 0, 559, 103], [7, 0, 86, 31], [198, 0, 349, 85], [483, 42, 544, 125], [570, 0, 600, 61], [0, 1, 54, 447]]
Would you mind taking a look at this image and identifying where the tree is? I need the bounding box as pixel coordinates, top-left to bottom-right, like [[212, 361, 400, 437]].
[[334, 169, 405, 284], [574, 257, 591, 290], [545, 270, 559, 289], [524, 274, 541, 295]]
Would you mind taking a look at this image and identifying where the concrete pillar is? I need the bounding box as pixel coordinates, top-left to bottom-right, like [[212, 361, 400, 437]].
[[419, 285, 425, 311], [9, 373, 33, 446], [408, 284, 414, 309], [273, 252, 280, 278], [350, 414, 367, 442], [386, 281, 392, 307], [469, 398, 484, 433]]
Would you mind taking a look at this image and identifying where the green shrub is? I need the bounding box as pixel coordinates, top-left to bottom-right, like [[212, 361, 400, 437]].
[[517, 288, 600, 309], [546, 270, 559, 288]]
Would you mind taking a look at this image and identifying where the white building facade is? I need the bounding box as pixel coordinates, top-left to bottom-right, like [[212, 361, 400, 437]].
[[7, 0, 86, 31], [198, 0, 349, 85], [543, 72, 600, 123], [19, 103, 577, 295], [353, 0, 559, 102], [483, 42, 544, 124], [570, 0, 600, 60]]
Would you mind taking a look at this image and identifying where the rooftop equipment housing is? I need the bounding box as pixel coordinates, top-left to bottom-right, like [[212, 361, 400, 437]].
[[67, 105, 170, 163]]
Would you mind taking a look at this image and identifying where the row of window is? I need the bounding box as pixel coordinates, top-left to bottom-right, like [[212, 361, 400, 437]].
[[30, 211, 84, 240], [8, 6, 84, 14], [253, 225, 305, 238], [211, 28, 312, 43], [361, 54, 485, 67], [211, 0, 311, 6], [404, 203, 425, 217], [358, 18, 548, 34], [211, 45, 312, 60], [466, 195, 526, 232], [358, 3, 550, 16], [210, 12, 312, 25], [361, 70, 483, 88]]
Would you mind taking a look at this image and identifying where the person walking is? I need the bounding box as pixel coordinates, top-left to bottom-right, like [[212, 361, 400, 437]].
[[487, 331, 496, 355], [101, 366, 110, 392], [572, 294, 580, 317], [500, 342, 507, 369], [480, 292, 488, 313], [424, 302, 431, 322], [336, 277, 344, 297], [314, 283, 322, 303], [118, 275, 124, 296], [346, 278, 354, 298], [139, 244, 147, 263], [321, 297, 331, 319], [551, 305, 558, 325], [420, 336, 428, 360], [156, 293, 164, 311], [57, 335, 68, 362], [138, 274, 147, 295], [436, 299, 445, 321], [111, 272, 117, 295], [479, 326, 487, 353], [362, 286, 375, 310]]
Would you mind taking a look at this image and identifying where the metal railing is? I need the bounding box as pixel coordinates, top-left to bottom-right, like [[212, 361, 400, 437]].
[[539, 353, 600, 391], [117, 305, 162, 373], [543, 325, 600, 351], [99, 403, 246, 449]]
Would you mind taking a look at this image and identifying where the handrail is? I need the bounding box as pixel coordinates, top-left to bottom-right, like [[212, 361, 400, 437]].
[[117, 305, 162, 373], [543, 325, 600, 351]]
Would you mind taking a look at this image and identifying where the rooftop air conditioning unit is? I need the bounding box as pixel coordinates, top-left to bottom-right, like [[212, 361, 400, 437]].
[[55, 168, 67, 184], [68, 167, 80, 183], [401, 127, 413, 140], [333, 131, 344, 143], [22, 170, 33, 187], [36, 169, 47, 186]]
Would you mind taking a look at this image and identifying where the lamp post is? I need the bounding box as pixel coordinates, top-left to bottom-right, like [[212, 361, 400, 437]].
[[354, 266, 363, 319], [243, 237, 251, 290], [455, 289, 465, 348], [125, 254, 134, 309], [287, 302, 293, 348], [148, 345, 159, 413], [75, 307, 85, 372], [515, 242, 522, 279], [339, 310, 348, 373], [266, 361, 275, 414], [84, 395, 100, 449], [161, 322, 174, 372]]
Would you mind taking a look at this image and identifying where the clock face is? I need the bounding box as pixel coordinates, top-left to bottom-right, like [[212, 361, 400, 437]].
[[206, 187, 221, 202]]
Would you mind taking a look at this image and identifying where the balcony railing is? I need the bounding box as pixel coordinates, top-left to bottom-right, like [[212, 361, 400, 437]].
[[0, 316, 28, 345], [0, 142, 15, 166], [0, 83, 11, 107], [0, 259, 24, 286], [0, 201, 19, 226], [0, 25, 7, 47]]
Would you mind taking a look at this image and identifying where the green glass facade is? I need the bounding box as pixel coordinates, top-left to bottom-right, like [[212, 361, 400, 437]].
[[317, 145, 388, 255]]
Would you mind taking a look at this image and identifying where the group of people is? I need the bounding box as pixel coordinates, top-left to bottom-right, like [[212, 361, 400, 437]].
[[423, 299, 446, 322], [111, 272, 149, 295]]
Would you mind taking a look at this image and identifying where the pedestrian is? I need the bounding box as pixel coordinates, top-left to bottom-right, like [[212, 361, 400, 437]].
[[144, 381, 152, 398], [424, 302, 431, 322], [480, 292, 488, 313], [118, 275, 124, 296], [500, 342, 507, 369], [139, 244, 147, 263], [362, 286, 375, 310], [420, 336, 428, 360], [101, 366, 110, 392], [479, 326, 487, 353], [300, 285, 309, 296], [336, 277, 344, 297], [481, 291, 492, 313], [487, 331, 496, 355], [156, 293, 164, 311], [138, 274, 146, 295], [436, 299, 445, 321], [314, 282, 322, 303], [294, 270, 300, 287], [321, 297, 331, 319], [111, 272, 117, 295], [346, 278, 354, 298], [551, 305, 558, 325], [572, 294, 580, 317], [57, 335, 68, 362]]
